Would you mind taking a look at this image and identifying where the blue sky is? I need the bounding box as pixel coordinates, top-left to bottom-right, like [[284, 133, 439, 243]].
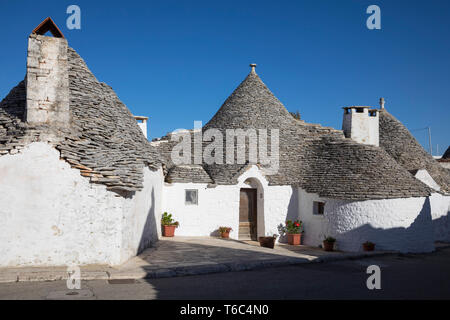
[[0, 0, 449, 154]]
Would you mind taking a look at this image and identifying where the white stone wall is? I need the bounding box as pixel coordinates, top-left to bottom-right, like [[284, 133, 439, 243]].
[[119, 166, 163, 263], [413, 169, 441, 191], [162, 182, 239, 238], [298, 188, 436, 253], [0, 142, 162, 267], [162, 165, 297, 241], [430, 193, 450, 242], [298, 189, 329, 247]]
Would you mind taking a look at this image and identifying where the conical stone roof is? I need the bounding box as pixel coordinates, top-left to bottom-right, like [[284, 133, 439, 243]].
[[156, 67, 432, 200], [204, 69, 296, 130], [379, 110, 450, 193]]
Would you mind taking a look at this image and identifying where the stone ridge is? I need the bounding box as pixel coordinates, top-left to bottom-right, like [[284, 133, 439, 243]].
[[0, 81, 27, 155], [0, 46, 161, 194], [166, 165, 213, 184], [379, 110, 450, 194], [155, 71, 432, 200]]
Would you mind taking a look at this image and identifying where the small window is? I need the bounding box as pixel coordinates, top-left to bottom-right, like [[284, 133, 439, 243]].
[[313, 201, 325, 215], [185, 189, 198, 205]]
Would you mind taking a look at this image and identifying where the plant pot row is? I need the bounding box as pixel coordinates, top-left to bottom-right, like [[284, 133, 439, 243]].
[[161, 213, 376, 253]]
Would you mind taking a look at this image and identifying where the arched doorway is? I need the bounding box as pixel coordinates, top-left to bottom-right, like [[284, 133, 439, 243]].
[[239, 177, 264, 241]]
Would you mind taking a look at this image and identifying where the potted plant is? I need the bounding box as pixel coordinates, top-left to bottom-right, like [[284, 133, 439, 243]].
[[219, 227, 232, 239], [259, 234, 278, 249], [282, 220, 303, 245], [363, 241, 375, 252], [161, 212, 179, 237], [323, 236, 336, 251]]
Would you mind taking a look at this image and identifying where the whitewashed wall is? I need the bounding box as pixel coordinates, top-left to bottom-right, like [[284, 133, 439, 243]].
[[162, 182, 239, 238], [430, 193, 450, 242], [298, 189, 329, 247], [119, 166, 163, 263], [298, 188, 435, 253], [162, 165, 297, 241], [0, 142, 162, 267]]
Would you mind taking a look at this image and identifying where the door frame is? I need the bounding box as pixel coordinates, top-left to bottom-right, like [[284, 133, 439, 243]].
[[239, 188, 258, 240]]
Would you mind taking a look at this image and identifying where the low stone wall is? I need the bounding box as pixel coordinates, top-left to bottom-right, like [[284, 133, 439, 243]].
[[0, 142, 162, 267]]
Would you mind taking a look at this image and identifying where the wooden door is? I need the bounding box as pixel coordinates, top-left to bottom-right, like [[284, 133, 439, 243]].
[[239, 188, 257, 240]]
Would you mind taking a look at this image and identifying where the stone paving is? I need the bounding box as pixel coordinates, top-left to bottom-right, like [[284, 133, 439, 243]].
[[0, 236, 397, 283], [108, 237, 393, 279]]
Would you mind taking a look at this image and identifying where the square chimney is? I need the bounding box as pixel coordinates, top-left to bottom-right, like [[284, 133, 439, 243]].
[[25, 33, 70, 127]]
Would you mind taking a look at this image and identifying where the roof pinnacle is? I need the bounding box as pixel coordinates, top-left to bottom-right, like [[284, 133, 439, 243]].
[[379, 97, 385, 109], [249, 63, 257, 74]]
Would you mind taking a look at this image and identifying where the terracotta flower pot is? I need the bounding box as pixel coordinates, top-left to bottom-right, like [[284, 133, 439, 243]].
[[323, 240, 335, 251], [162, 225, 176, 237], [363, 243, 375, 251], [220, 231, 230, 239], [287, 233, 301, 245], [259, 236, 276, 249]]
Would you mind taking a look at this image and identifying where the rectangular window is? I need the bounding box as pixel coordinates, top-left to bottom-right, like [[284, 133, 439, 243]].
[[185, 189, 198, 205], [313, 201, 325, 215]]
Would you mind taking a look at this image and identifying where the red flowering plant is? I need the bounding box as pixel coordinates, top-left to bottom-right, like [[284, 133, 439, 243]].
[[283, 220, 303, 235]]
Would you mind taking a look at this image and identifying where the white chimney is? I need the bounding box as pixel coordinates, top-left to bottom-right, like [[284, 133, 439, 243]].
[[134, 116, 148, 138], [342, 106, 379, 146]]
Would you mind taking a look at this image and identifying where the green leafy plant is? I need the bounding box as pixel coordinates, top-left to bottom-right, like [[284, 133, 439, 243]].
[[161, 212, 179, 227], [281, 220, 303, 234], [324, 236, 336, 243], [219, 227, 232, 234]]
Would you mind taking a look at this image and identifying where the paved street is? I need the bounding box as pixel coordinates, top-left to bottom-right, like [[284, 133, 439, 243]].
[[0, 237, 391, 282], [0, 247, 449, 300]]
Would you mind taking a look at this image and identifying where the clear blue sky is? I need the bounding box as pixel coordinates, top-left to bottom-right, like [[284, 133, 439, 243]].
[[0, 0, 449, 155]]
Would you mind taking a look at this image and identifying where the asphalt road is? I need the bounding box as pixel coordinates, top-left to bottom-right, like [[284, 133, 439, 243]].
[[1, 247, 450, 300]]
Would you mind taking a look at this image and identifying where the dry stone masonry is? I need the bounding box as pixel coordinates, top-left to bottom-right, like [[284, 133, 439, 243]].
[[379, 110, 450, 194]]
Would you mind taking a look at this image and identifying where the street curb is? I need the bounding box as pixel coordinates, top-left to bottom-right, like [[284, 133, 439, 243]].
[[0, 250, 397, 283], [2, 245, 449, 283], [102, 250, 399, 281]]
